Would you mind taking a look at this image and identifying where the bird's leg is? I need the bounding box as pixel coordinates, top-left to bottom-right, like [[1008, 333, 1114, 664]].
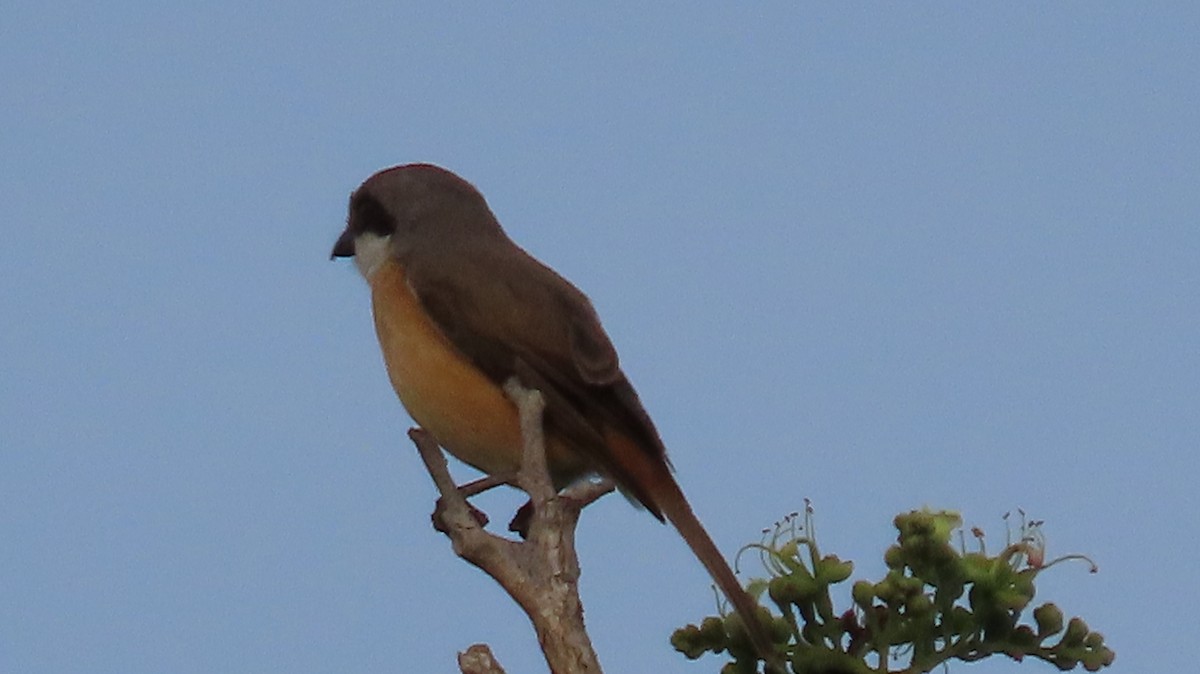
[[451, 474, 521, 531], [509, 478, 617, 537], [456, 473, 516, 498]]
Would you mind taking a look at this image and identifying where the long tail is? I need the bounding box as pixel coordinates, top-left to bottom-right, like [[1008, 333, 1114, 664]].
[[653, 472, 779, 668]]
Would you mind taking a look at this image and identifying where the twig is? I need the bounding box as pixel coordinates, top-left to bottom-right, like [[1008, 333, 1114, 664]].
[[458, 644, 507, 674]]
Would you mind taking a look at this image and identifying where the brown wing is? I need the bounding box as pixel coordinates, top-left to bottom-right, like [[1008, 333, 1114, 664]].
[[404, 242, 670, 516]]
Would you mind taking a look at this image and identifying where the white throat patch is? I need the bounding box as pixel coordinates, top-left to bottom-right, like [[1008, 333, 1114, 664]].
[[352, 232, 392, 280]]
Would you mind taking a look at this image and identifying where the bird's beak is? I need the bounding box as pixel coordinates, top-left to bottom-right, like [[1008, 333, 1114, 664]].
[[330, 229, 356, 260]]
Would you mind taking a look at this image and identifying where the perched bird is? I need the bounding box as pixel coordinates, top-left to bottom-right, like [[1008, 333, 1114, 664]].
[[332, 163, 775, 663]]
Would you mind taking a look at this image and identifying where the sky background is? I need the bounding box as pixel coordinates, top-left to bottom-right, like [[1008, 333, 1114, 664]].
[[3, 3, 1197, 673]]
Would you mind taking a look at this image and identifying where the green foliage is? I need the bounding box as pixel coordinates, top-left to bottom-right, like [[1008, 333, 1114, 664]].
[[672, 505, 1114, 673]]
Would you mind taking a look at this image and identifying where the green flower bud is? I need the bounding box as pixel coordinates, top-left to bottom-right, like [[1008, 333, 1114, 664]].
[[895, 574, 925, 597], [670, 623, 714, 659], [699, 616, 728, 643], [769, 612, 792, 644], [1082, 644, 1116, 671], [893, 512, 915, 533], [1033, 603, 1064, 637], [905, 593, 933, 616], [874, 579, 900, 603], [768, 574, 819, 606], [723, 612, 756, 655], [1062, 617, 1089, 646], [852, 580, 876, 609], [1011, 625, 1037, 648]]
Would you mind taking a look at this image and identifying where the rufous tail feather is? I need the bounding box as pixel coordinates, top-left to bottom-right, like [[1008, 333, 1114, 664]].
[[654, 474, 779, 667]]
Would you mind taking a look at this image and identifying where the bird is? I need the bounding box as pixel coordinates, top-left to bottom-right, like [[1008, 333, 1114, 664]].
[[331, 163, 776, 664]]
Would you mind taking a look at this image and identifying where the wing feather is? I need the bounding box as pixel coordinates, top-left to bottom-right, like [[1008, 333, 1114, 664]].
[[403, 244, 669, 506]]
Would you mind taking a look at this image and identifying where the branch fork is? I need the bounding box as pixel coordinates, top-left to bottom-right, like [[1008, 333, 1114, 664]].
[[408, 378, 616, 674]]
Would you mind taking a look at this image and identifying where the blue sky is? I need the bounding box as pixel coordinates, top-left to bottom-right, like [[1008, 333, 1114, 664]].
[[3, 3, 1196, 672]]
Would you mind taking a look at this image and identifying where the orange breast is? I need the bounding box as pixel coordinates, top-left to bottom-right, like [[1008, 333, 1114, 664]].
[[368, 260, 585, 480]]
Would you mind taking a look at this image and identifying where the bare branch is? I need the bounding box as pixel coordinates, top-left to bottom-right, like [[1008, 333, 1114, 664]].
[[457, 644, 507, 674], [410, 381, 608, 674]]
